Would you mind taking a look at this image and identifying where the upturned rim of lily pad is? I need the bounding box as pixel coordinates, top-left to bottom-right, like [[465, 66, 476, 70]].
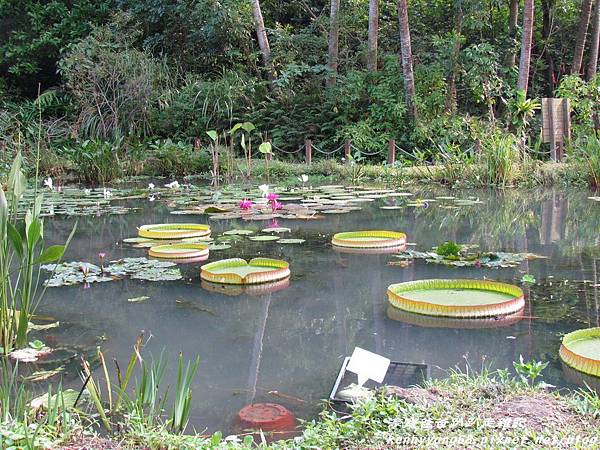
[[559, 328, 600, 378], [138, 223, 211, 239], [386, 305, 524, 329], [387, 279, 525, 318], [148, 242, 210, 260], [331, 230, 407, 249], [200, 257, 290, 285]]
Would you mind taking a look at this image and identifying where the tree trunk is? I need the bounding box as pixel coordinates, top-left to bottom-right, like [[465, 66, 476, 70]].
[[445, 5, 463, 113], [397, 0, 417, 119], [250, 0, 274, 80], [517, 0, 535, 94], [588, 0, 600, 79], [367, 0, 379, 71], [505, 0, 519, 68], [572, 0, 594, 74], [327, 0, 341, 85], [542, 0, 556, 96]]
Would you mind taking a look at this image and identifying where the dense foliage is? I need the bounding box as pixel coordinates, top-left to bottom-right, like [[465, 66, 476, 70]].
[[0, 0, 599, 184]]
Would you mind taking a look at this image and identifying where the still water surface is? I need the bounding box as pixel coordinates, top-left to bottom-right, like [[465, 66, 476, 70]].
[[40, 186, 599, 433]]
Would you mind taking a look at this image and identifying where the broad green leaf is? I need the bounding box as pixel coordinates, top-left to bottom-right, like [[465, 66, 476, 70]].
[[259, 142, 272, 154], [27, 217, 42, 249], [241, 121, 255, 132], [35, 245, 65, 264], [229, 123, 243, 134], [7, 223, 23, 258], [206, 130, 218, 141]]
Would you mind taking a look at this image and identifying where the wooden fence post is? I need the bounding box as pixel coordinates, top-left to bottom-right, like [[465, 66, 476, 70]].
[[344, 140, 352, 160], [387, 139, 396, 165], [305, 139, 312, 165]]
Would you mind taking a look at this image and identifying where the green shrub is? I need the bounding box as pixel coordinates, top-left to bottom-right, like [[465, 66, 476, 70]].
[[59, 139, 123, 184], [572, 136, 600, 189], [146, 139, 211, 177], [477, 130, 522, 187]]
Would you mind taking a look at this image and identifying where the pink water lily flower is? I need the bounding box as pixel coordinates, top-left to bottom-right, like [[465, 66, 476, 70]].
[[239, 199, 253, 210], [266, 192, 279, 202], [270, 200, 283, 212]]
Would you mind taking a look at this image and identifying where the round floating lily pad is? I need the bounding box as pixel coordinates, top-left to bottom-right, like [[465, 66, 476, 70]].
[[138, 223, 210, 240], [560, 328, 600, 377], [386, 306, 524, 329], [123, 237, 153, 244], [278, 238, 306, 244], [223, 229, 255, 235], [248, 235, 281, 241], [261, 227, 291, 233], [387, 279, 525, 318], [332, 230, 407, 249], [208, 243, 231, 251], [149, 243, 209, 260], [201, 257, 290, 285]]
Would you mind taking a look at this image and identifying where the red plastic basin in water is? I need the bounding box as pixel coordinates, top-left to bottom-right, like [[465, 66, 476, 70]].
[[237, 403, 296, 431]]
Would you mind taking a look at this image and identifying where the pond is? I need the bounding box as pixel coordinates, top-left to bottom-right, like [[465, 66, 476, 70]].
[[38, 185, 599, 434]]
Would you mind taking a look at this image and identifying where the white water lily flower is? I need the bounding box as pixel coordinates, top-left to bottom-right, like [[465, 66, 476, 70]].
[[258, 184, 269, 196], [148, 183, 155, 190], [103, 188, 112, 199], [84, 188, 91, 195], [165, 181, 180, 189], [43, 177, 53, 189]]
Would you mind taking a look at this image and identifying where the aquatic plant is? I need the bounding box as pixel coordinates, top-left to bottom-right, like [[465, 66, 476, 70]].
[[239, 199, 253, 210], [513, 355, 548, 386], [435, 241, 461, 258], [1, 153, 75, 353], [81, 337, 200, 434]]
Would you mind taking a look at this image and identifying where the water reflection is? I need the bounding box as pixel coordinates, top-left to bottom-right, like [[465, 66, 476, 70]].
[[39, 187, 600, 432]]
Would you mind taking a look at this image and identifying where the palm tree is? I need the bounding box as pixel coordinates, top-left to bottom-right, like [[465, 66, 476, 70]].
[[517, 0, 535, 94], [367, 0, 379, 71], [588, 0, 600, 79], [397, 0, 417, 119], [327, 0, 341, 85], [250, 0, 274, 80], [572, 0, 594, 74]]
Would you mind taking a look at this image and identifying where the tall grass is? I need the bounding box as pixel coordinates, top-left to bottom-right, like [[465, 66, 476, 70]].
[[82, 336, 200, 434], [477, 131, 522, 187], [574, 136, 600, 188]]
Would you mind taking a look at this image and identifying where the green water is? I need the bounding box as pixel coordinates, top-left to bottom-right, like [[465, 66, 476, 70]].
[[400, 289, 517, 306]]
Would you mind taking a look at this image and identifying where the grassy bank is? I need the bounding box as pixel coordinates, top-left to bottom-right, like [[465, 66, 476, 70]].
[[4, 362, 600, 449]]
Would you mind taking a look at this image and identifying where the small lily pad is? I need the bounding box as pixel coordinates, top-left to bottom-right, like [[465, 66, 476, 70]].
[[278, 238, 306, 244], [209, 243, 232, 250], [223, 229, 255, 235], [248, 235, 281, 241], [261, 227, 291, 233]]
